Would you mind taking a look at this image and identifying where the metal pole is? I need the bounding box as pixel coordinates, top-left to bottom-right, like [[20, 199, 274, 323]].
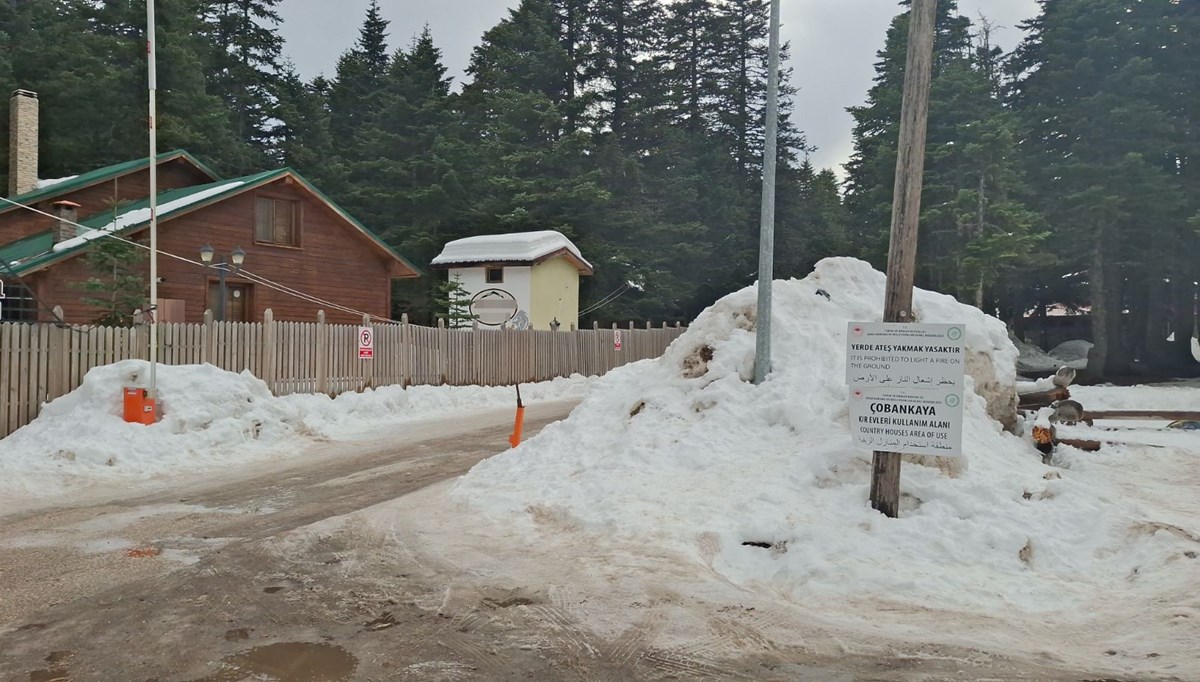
[[147, 0, 159, 407], [753, 0, 781, 385]]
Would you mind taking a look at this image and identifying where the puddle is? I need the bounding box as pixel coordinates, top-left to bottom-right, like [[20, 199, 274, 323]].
[[28, 668, 69, 682], [194, 642, 356, 681]]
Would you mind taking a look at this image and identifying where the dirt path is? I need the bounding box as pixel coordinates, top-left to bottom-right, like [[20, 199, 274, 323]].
[[0, 399, 1151, 682]]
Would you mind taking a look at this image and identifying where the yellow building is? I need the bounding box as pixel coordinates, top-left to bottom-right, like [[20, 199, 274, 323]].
[[431, 231, 593, 330]]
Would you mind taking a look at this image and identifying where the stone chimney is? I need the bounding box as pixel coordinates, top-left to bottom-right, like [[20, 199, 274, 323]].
[[9, 90, 39, 197], [52, 200, 80, 243]]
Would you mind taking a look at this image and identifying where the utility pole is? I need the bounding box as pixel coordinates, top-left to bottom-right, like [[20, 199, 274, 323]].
[[753, 0, 781, 385], [870, 0, 938, 518], [147, 0, 159, 414]]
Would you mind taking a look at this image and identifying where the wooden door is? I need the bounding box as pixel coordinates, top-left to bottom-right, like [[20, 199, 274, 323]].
[[207, 282, 252, 321]]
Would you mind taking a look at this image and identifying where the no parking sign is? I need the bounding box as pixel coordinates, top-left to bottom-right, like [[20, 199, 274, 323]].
[[358, 326, 374, 359]]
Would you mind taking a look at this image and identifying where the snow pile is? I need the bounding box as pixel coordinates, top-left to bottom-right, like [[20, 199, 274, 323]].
[[431, 230, 591, 269], [453, 257, 1198, 620], [0, 360, 589, 489], [1049, 339, 1093, 363], [1013, 335, 1085, 375]]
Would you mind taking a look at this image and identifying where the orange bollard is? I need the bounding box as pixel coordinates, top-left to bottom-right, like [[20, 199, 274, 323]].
[[508, 384, 525, 448]]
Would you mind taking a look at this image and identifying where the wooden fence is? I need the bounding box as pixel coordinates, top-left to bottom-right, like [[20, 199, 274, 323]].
[[0, 310, 686, 438]]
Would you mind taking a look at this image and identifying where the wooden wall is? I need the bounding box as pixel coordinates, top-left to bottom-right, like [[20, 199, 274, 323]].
[[26, 176, 409, 325]]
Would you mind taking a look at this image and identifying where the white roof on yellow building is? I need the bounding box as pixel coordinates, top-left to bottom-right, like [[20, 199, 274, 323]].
[[431, 230, 592, 274]]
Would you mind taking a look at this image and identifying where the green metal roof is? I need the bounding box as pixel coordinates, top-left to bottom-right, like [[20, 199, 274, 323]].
[[0, 150, 220, 213], [0, 230, 53, 270], [1, 167, 420, 278]]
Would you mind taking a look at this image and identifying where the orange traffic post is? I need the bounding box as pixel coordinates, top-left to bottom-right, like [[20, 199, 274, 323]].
[[508, 384, 525, 448]]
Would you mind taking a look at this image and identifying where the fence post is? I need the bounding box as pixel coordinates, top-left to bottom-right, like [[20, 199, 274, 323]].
[[316, 309, 328, 394], [400, 313, 411, 387], [262, 308, 277, 394], [202, 309, 214, 365], [361, 312, 374, 391], [47, 306, 68, 403], [437, 317, 447, 385]]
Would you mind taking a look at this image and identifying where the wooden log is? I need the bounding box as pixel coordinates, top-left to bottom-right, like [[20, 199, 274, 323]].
[[1055, 437, 1102, 452], [1084, 410, 1200, 421], [1017, 387, 1070, 409]]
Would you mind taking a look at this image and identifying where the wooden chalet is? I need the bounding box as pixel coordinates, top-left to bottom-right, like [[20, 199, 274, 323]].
[[1, 93, 418, 325]]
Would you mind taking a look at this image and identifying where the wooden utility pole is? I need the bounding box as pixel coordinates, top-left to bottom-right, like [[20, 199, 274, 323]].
[[870, 0, 938, 518]]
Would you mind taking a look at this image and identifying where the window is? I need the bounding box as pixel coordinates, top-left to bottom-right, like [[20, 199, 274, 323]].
[[486, 267, 504, 284], [0, 280, 38, 322], [255, 197, 299, 246]]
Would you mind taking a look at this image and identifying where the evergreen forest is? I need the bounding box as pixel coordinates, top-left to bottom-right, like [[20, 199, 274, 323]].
[[0, 0, 1196, 379]]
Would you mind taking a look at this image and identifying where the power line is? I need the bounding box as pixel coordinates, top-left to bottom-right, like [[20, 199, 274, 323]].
[[0, 195, 405, 324], [578, 282, 632, 318]]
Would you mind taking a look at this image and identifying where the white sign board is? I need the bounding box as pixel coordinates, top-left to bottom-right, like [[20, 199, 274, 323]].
[[358, 326, 374, 360], [470, 289, 519, 326], [848, 387, 963, 457], [846, 322, 965, 456], [613, 329, 623, 351]]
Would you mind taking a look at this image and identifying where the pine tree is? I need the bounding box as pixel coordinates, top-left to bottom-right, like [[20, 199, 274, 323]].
[[660, 0, 721, 131], [199, 0, 285, 173], [4, 0, 244, 177], [274, 68, 335, 173], [74, 232, 148, 326], [775, 160, 849, 280], [328, 0, 391, 144], [581, 0, 664, 149], [430, 273, 477, 328], [1010, 0, 1193, 378]]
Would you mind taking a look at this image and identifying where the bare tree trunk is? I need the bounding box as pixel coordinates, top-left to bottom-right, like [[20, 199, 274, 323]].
[[1172, 277, 1200, 373], [1084, 225, 1109, 382]]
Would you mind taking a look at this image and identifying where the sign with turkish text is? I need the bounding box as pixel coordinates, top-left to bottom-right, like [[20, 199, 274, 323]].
[[846, 322, 966, 457], [848, 387, 963, 457], [846, 322, 965, 389], [358, 326, 374, 359]]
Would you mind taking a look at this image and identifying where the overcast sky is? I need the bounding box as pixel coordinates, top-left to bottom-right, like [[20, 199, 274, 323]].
[[277, 0, 1040, 176]]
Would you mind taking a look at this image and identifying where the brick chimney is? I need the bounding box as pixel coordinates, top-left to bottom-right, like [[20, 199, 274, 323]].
[[52, 200, 80, 243], [9, 90, 39, 197]]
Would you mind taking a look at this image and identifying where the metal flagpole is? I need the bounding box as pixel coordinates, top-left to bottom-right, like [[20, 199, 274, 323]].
[[753, 0, 781, 385], [147, 0, 159, 413]]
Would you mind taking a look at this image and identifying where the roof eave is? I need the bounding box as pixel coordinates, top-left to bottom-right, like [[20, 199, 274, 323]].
[[11, 170, 286, 276], [284, 171, 422, 278], [0, 150, 221, 214], [431, 251, 593, 276]]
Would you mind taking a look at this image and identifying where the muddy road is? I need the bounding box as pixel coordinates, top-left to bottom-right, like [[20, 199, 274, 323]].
[[0, 400, 1143, 681]]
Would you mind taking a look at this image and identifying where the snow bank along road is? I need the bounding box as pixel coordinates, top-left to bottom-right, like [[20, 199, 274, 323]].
[[0, 401, 1131, 681], [0, 401, 579, 680]]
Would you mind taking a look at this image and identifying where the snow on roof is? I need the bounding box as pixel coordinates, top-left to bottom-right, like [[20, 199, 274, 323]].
[[35, 175, 78, 190], [431, 230, 592, 271], [51, 180, 245, 253]]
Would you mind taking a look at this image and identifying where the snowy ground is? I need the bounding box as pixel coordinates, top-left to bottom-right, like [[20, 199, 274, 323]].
[[2, 257, 1197, 679], [352, 258, 1196, 679], [0, 361, 589, 515]]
